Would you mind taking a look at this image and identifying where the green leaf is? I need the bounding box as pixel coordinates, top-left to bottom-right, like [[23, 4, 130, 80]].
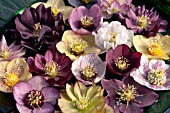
[[144, 91, 170, 113]]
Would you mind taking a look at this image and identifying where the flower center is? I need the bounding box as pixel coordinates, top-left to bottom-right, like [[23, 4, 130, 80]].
[[80, 0, 91, 4], [24, 90, 44, 109], [0, 49, 11, 59], [69, 39, 87, 56], [51, 7, 59, 16], [5, 73, 19, 87], [44, 61, 59, 79], [80, 16, 94, 30], [148, 69, 166, 86], [114, 56, 130, 71], [33, 22, 42, 37], [108, 32, 117, 43], [148, 38, 163, 56], [81, 65, 96, 81], [137, 15, 149, 28], [75, 97, 89, 111]]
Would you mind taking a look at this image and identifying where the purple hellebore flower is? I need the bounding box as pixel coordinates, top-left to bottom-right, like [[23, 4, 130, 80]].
[[13, 76, 60, 113], [15, 4, 64, 53], [27, 50, 73, 86], [0, 35, 25, 61], [68, 0, 97, 8], [101, 76, 159, 113], [106, 44, 142, 76], [120, 5, 168, 37], [71, 54, 106, 85], [68, 4, 103, 34]]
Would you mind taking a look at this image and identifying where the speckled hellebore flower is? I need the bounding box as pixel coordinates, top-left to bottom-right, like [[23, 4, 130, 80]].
[[99, 0, 132, 19], [120, 5, 168, 36], [0, 35, 25, 61], [72, 54, 106, 85], [101, 76, 159, 113], [133, 34, 170, 60], [32, 0, 73, 21], [27, 50, 73, 86], [68, 4, 102, 34], [0, 58, 32, 92], [56, 30, 101, 61], [92, 21, 134, 54], [58, 81, 106, 113], [13, 76, 59, 113], [106, 44, 142, 76], [131, 55, 170, 90], [15, 4, 64, 52], [68, 0, 97, 7]]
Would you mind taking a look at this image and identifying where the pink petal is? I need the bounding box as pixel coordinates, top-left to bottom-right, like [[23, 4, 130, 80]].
[[33, 103, 54, 113], [16, 103, 32, 113], [45, 50, 53, 62]]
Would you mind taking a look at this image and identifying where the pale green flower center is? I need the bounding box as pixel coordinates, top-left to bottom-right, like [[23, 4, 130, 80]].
[[115, 56, 130, 71], [80, 16, 94, 29], [33, 22, 42, 37], [44, 61, 59, 78], [148, 69, 166, 86], [137, 15, 149, 28], [81, 65, 96, 81], [0, 49, 11, 59], [80, 0, 91, 4], [76, 97, 89, 111], [5, 73, 19, 87]]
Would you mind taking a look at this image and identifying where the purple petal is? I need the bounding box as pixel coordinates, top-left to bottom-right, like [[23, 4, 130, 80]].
[[16, 104, 32, 113], [35, 54, 45, 70], [33, 103, 54, 113], [45, 50, 53, 62]]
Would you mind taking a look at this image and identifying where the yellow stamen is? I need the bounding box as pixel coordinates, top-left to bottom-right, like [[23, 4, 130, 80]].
[[0, 49, 11, 59], [76, 96, 89, 110], [115, 56, 130, 71], [51, 7, 59, 16], [81, 65, 96, 80], [34, 22, 42, 37], [137, 15, 149, 28], [44, 61, 59, 78], [5, 73, 19, 87], [80, 0, 91, 4], [81, 16, 94, 29]]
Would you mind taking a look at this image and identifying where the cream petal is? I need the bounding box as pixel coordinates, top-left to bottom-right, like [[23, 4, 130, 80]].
[[62, 30, 82, 43], [66, 84, 77, 101], [47, 0, 65, 9], [58, 6, 73, 21], [0, 61, 8, 78], [56, 41, 70, 54]]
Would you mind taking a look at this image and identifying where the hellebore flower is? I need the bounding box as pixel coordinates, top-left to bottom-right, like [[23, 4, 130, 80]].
[[68, 5, 102, 34], [15, 4, 64, 52], [27, 50, 73, 86], [32, 0, 73, 21], [58, 81, 106, 113], [92, 21, 134, 54], [121, 5, 168, 36], [13, 76, 59, 113], [0, 58, 32, 92], [0, 35, 25, 61], [56, 30, 101, 61], [101, 76, 159, 113], [68, 0, 97, 7], [99, 0, 132, 19], [131, 55, 170, 90], [106, 44, 142, 76], [71, 54, 106, 85], [133, 34, 170, 60]]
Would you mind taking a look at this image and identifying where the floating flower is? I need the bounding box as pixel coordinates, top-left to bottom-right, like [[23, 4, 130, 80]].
[[130, 56, 170, 90], [72, 54, 106, 85], [58, 81, 106, 113], [0, 35, 25, 61], [92, 21, 134, 53], [56, 30, 101, 61], [99, 0, 132, 19], [133, 34, 170, 60], [27, 50, 73, 86], [0, 58, 32, 92], [32, 0, 73, 21], [120, 5, 168, 36], [15, 4, 64, 52], [68, 4, 102, 34], [106, 44, 142, 76], [13, 76, 59, 113], [101, 76, 159, 113], [68, 0, 97, 7]]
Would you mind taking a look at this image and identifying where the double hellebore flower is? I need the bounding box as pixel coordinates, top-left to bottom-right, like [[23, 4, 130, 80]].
[[99, 0, 132, 19], [133, 34, 170, 60], [0, 58, 32, 92], [68, 5, 102, 34], [72, 54, 106, 85], [13, 76, 59, 113], [68, 0, 97, 7], [93, 21, 134, 53], [101, 76, 159, 113], [131, 55, 170, 90], [15, 4, 64, 52], [27, 50, 73, 86], [106, 44, 142, 76], [58, 81, 106, 113], [32, 0, 73, 21], [0, 36, 25, 61], [121, 5, 168, 36], [56, 30, 101, 61]]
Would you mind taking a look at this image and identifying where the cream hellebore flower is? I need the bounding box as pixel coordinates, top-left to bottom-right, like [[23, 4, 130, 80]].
[[0, 58, 32, 92], [32, 0, 73, 21], [133, 34, 170, 60], [92, 21, 134, 54], [56, 30, 101, 61]]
